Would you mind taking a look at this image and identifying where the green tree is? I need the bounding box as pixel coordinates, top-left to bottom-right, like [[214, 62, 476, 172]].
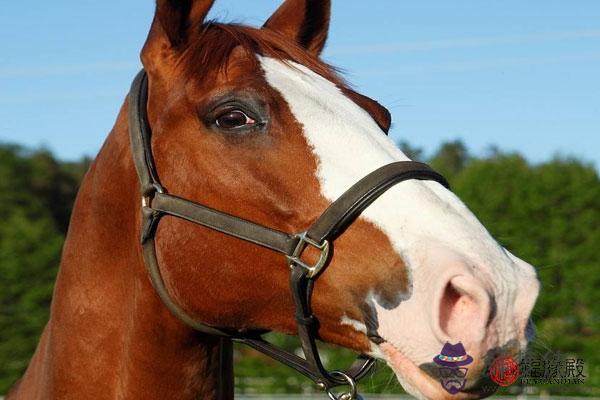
[[451, 152, 600, 395], [397, 140, 424, 161], [430, 140, 470, 178], [1, 142, 598, 396], [0, 145, 86, 392]]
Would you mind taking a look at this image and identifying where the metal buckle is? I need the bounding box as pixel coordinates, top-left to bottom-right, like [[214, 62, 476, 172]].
[[141, 183, 164, 208], [286, 231, 330, 278]]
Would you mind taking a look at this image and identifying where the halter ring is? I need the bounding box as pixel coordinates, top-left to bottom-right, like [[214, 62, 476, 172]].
[[325, 370, 359, 400], [141, 183, 164, 208]]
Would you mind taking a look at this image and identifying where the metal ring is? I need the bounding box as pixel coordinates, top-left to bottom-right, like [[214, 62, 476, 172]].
[[326, 370, 358, 400], [141, 183, 164, 208]]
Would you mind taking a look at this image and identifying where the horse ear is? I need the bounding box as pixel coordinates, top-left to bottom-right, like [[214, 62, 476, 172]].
[[142, 0, 215, 70], [263, 0, 331, 55]]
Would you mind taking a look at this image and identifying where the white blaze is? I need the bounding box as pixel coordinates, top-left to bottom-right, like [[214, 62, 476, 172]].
[[259, 56, 538, 384], [260, 56, 508, 271]]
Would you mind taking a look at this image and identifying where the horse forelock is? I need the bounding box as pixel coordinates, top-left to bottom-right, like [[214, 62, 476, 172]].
[[178, 22, 341, 84]]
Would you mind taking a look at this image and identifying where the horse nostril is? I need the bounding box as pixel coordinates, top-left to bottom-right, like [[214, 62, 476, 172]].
[[436, 275, 491, 345], [439, 281, 462, 336]]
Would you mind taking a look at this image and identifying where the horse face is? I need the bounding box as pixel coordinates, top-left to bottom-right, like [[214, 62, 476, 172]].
[[259, 55, 540, 398], [140, 1, 539, 398]]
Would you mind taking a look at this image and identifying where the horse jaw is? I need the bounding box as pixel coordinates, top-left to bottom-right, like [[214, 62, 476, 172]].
[[259, 56, 539, 398]]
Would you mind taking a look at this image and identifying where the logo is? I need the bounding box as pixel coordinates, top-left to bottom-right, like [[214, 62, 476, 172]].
[[485, 350, 586, 388], [433, 342, 473, 395], [489, 355, 520, 386], [518, 351, 586, 385]]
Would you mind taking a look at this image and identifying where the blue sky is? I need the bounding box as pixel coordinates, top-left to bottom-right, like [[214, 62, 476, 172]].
[[1, 1, 598, 169]]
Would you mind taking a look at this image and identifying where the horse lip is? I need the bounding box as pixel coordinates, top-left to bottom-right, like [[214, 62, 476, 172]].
[[377, 341, 485, 400]]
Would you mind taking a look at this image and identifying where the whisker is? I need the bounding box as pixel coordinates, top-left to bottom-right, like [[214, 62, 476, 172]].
[[534, 263, 562, 271]]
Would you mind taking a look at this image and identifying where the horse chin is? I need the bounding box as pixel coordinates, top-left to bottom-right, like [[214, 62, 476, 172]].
[[376, 342, 486, 400]]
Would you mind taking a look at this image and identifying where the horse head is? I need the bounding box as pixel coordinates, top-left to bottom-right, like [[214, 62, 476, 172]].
[[9, 1, 540, 400], [134, 0, 540, 398]]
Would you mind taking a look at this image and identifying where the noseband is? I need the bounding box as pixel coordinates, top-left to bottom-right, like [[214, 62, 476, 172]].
[[128, 70, 449, 400]]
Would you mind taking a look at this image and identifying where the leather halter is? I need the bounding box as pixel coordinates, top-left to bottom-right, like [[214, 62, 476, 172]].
[[128, 70, 449, 399]]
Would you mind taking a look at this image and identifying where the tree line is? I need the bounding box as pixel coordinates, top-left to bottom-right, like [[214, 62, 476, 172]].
[[0, 141, 598, 396]]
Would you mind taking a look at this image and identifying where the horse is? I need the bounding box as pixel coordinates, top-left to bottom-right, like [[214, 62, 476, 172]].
[[7, 0, 540, 399]]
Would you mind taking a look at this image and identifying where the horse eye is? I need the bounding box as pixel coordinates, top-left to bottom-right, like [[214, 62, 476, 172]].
[[215, 110, 256, 129]]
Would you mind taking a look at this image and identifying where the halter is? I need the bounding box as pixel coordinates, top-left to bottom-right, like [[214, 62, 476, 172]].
[[128, 70, 449, 399]]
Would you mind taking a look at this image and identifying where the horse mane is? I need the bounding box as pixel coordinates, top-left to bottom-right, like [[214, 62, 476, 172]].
[[181, 21, 347, 87]]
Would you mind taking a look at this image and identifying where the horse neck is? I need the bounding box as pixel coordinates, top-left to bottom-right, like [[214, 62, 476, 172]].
[[13, 102, 232, 400]]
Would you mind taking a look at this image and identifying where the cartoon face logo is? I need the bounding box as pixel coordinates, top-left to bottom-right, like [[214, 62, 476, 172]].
[[433, 342, 473, 394]]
